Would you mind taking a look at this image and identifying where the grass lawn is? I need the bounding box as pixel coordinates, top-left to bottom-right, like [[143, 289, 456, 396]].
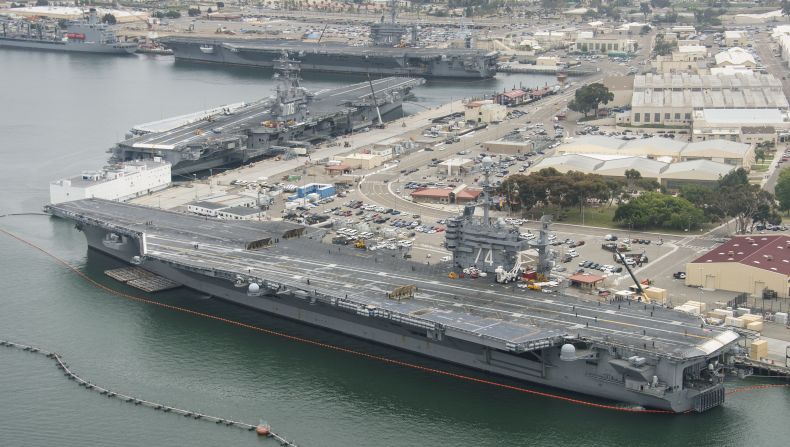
[[533, 206, 715, 235], [556, 206, 617, 227], [751, 163, 770, 173]]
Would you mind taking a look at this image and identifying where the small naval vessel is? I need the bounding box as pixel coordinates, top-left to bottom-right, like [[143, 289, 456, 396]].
[[110, 54, 423, 175], [46, 161, 740, 413], [0, 9, 137, 54]]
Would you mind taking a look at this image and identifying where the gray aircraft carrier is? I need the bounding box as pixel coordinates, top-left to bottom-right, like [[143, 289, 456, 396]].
[[110, 56, 422, 175], [161, 38, 498, 79], [46, 184, 740, 412], [159, 7, 497, 79]]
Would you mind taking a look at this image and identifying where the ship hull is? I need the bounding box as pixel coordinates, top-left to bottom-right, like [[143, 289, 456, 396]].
[[0, 37, 137, 54], [76, 223, 715, 413], [115, 92, 406, 176], [163, 39, 497, 79]]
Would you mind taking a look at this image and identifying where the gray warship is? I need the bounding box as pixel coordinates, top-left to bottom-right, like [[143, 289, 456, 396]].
[[46, 162, 740, 413], [110, 55, 423, 175], [0, 9, 137, 54], [159, 8, 497, 79]]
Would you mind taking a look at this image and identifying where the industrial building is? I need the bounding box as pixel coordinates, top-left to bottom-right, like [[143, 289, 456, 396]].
[[629, 72, 788, 128], [49, 160, 171, 204], [555, 136, 754, 168], [714, 47, 756, 69], [529, 153, 735, 189], [723, 31, 747, 47], [570, 32, 637, 54], [464, 100, 507, 124], [653, 45, 708, 74], [686, 235, 790, 298], [691, 109, 790, 144], [339, 153, 386, 170]]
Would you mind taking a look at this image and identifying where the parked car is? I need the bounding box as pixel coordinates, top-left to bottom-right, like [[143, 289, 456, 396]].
[[673, 272, 687, 280]]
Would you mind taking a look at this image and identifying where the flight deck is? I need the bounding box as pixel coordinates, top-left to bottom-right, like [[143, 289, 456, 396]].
[[47, 199, 738, 361]]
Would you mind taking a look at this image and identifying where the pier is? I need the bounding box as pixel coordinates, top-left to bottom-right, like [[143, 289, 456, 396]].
[[496, 64, 598, 76], [734, 356, 790, 378], [105, 267, 181, 293], [0, 339, 299, 446]]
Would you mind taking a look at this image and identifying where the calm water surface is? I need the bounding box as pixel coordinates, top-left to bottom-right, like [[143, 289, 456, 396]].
[[1, 50, 789, 447]]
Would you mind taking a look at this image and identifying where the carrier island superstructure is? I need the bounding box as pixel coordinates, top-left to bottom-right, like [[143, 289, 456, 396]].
[[109, 55, 423, 175], [46, 170, 740, 413]]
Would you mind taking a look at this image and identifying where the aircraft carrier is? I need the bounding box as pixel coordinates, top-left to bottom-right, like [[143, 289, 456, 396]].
[[109, 55, 423, 175], [159, 9, 497, 79], [0, 9, 137, 54], [45, 167, 740, 413], [161, 38, 498, 79]]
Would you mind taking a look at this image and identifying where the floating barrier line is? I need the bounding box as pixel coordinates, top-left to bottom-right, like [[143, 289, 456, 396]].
[[2, 227, 787, 415], [0, 339, 298, 445], [725, 384, 790, 396]]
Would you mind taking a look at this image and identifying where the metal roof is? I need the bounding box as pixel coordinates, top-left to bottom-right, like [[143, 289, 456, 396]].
[[659, 159, 735, 180], [691, 235, 790, 276]]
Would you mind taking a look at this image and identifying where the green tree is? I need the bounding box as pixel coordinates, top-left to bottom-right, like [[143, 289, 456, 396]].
[[614, 192, 706, 230], [775, 168, 790, 214], [101, 13, 117, 25], [714, 168, 776, 233], [35, 0, 48, 6], [653, 35, 677, 56], [569, 83, 613, 117], [188, 7, 201, 17], [639, 2, 651, 20], [782, 0, 790, 16], [755, 147, 766, 164]]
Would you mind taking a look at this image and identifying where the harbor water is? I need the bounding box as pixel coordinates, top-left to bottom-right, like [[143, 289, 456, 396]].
[[1, 49, 789, 446]]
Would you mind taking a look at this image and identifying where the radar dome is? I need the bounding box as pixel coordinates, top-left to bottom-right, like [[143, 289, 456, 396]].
[[560, 343, 576, 361], [248, 283, 260, 294], [482, 156, 493, 167]]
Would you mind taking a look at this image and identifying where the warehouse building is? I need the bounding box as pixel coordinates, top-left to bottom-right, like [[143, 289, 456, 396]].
[[339, 152, 386, 170], [723, 31, 747, 47], [691, 109, 790, 144], [570, 33, 637, 53], [464, 100, 507, 124], [714, 47, 756, 68], [653, 45, 708, 74], [529, 154, 734, 189], [658, 159, 735, 189], [555, 136, 753, 168], [686, 235, 790, 298], [629, 72, 788, 128]]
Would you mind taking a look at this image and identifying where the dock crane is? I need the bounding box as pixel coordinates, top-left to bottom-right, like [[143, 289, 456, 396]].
[[366, 73, 385, 128], [615, 251, 646, 300]]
